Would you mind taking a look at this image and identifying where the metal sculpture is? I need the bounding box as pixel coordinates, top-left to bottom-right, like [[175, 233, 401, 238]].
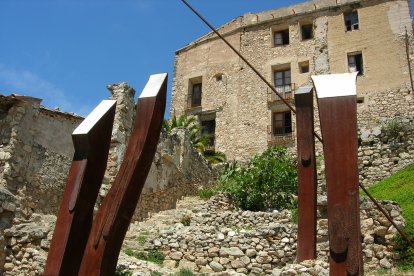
[[78, 73, 167, 275], [312, 72, 363, 275], [44, 100, 116, 276], [294, 86, 317, 262]]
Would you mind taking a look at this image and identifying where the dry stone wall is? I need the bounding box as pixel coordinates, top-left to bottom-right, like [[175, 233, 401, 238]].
[[358, 115, 414, 186], [135, 193, 405, 275]]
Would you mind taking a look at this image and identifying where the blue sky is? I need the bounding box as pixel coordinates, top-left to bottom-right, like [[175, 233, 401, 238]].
[[1, 0, 412, 117]]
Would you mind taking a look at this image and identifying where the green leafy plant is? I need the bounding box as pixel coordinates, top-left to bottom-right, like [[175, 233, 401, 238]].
[[381, 118, 407, 140], [198, 187, 216, 200], [180, 214, 192, 226], [217, 146, 297, 211], [150, 272, 163, 276], [146, 250, 165, 265], [203, 150, 226, 164], [163, 113, 226, 164]]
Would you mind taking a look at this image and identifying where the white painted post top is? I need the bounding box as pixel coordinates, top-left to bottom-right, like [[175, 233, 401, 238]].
[[311, 72, 358, 98], [73, 100, 116, 135], [139, 73, 168, 98]]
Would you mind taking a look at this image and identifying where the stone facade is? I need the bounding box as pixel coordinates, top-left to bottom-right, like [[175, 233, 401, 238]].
[[171, 0, 414, 161]]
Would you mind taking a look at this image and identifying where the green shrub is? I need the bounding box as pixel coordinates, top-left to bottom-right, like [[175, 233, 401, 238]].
[[150, 272, 163, 276], [217, 146, 297, 211], [393, 226, 414, 270], [173, 268, 195, 276], [147, 250, 165, 265], [198, 187, 216, 200], [180, 214, 192, 226], [125, 248, 165, 266]]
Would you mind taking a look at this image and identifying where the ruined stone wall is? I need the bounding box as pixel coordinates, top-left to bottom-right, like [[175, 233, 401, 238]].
[[0, 89, 217, 275], [171, 0, 414, 161], [134, 128, 217, 221], [358, 115, 414, 186]]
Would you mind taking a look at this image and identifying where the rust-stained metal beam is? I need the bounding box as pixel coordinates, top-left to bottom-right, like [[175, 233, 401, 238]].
[[312, 73, 363, 275], [44, 100, 116, 276], [295, 86, 317, 262], [78, 73, 167, 276]]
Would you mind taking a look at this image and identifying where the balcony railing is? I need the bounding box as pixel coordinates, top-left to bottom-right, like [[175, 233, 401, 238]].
[[267, 125, 295, 145], [185, 94, 202, 113], [267, 84, 296, 103]]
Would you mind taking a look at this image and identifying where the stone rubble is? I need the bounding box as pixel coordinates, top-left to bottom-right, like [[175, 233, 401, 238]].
[[116, 193, 406, 275]]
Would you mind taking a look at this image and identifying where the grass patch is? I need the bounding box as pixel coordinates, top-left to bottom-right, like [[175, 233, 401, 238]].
[[137, 231, 149, 246], [367, 163, 414, 226], [198, 187, 217, 200], [124, 248, 165, 265], [367, 163, 414, 269]]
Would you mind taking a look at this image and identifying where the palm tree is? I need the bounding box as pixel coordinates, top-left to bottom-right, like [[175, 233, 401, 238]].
[[163, 113, 226, 164]]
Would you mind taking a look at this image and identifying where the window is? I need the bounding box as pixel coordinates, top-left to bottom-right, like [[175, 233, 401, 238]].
[[201, 119, 216, 148], [274, 69, 292, 98], [299, 61, 310, 73], [274, 29, 289, 46], [301, 24, 313, 40], [188, 79, 202, 108], [273, 112, 292, 136], [348, 52, 363, 75], [344, 11, 359, 31]]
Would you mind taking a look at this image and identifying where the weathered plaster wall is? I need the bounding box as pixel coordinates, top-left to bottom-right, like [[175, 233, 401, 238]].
[[328, 0, 412, 96]]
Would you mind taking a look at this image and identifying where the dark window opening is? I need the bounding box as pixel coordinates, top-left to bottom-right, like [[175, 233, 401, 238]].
[[299, 62, 310, 73], [201, 119, 216, 147], [301, 24, 313, 40], [274, 29, 289, 46], [344, 11, 359, 31], [273, 112, 292, 136], [357, 97, 364, 104], [191, 83, 202, 107], [348, 53, 363, 75]]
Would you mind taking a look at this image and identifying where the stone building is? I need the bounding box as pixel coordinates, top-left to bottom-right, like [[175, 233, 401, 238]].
[[171, 0, 414, 160]]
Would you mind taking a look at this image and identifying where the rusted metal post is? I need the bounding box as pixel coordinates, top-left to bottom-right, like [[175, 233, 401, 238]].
[[78, 73, 167, 276], [44, 100, 116, 276], [312, 72, 363, 275], [294, 86, 317, 262]]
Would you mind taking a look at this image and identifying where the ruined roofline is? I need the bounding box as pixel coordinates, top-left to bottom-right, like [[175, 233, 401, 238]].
[[175, 0, 406, 54], [39, 106, 84, 120], [0, 93, 83, 120]]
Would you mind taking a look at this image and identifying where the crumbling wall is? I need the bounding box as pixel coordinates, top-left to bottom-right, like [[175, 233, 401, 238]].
[[0, 87, 217, 275], [358, 115, 414, 186]]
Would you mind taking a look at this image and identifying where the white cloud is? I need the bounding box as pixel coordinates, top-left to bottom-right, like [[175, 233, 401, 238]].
[[0, 64, 91, 116]]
